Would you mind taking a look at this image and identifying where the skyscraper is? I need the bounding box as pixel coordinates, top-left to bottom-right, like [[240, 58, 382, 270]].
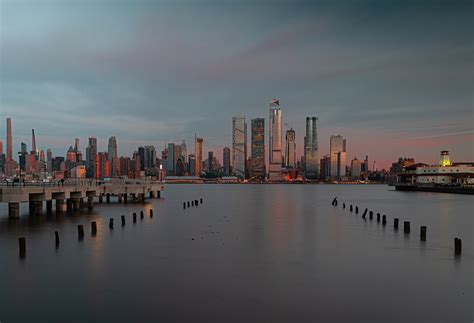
[[232, 116, 247, 178], [304, 117, 319, 179], [285, 128, 296, 168], [180, 140, 187, 161], [144, 145, 156, 169], [108, 136, 118, 177], [351, 157, 362, 179], [207, 151, 214, 175], [221, 147, 230, 176], [330, 135, 347, 179], [166, 143, 175, 175], [6, 117, 12, 161], [31, 129, 37, 159], [195, 137, 203, 176], [74, 138, 80, 152], [47, 148, 53, 173], [251, 118, 265, 179], [268, 99, 282, 180], [86, 137, 97, 178]]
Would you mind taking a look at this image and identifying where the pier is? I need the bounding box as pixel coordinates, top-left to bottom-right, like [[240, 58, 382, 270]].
[[0, 179, 163, 218]]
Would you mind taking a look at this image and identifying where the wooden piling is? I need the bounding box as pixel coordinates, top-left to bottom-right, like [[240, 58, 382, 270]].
[[343, 203, 346, 209], [420, 226, 427, 241], [382, 215, 386, 226], [109, 218, 114, 229], [192, 201, 194, 206], [377, 213, 380, 222], [394, 218, 399, 230], [55, 231, 60, 246], [140, 211, 144, 219], [195, 200, 199, 206], [133, 212, 137, 223], [369, 211, 373, 220], [187, 201, 190, 207], [404, 221, 410, 234], [121, 215, 125, 226], [350, 205, 353, 212], [200, 198, 203, 204], [91, 221, 97, 236], [355, 206, 358, 214], [150, 209, 153, 218], [183, 202, 186, 209], [454, 238, 462, 255], [78, 225, 84, 239], [18, 237, 26, 257]]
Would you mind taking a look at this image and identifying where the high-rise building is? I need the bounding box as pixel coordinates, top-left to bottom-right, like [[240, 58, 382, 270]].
[[251, 118, 265, 179], [86, 137, 97, 178], [180, 140, 187, 161], [108, 136, 118, 177], [351, 157, 362, 179], [166, 143, 175, 176], [223, 147, 231, 176], [6, 117, 12, 161], [188, 154, 196, 176], [19, 142, 28, 171], [285, 128, 296, 168], [97, 152, 109, 179], [31, 129, 37, 159], [195, 137, 203, 176], [119, 156, 131, 177], [330, 135, 347, 179], [304, 117, 319, 179], [74, 138, 80, 152], [138, 146, 145, 171], [232, 116, 247, 178], [47, 149, 53, 173], [144, 145, 156, 170], [268, 99, 282, 180], [207, 151, 214, 175], [320, 154, 331, 180], [0, 140, 2, 155]]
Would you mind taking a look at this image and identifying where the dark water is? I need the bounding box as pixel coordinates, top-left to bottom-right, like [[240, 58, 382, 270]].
[[0, 184, 472, 323]]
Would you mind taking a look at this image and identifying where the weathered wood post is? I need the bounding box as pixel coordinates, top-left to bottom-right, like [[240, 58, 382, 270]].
[[200, 198, 203, 204], [91, 221, 97, 236], [454, 238, 462, 255], [187, 201, 190, 208], [55, 231, 60, 246], [109, 218, 114, 229], [140, 211, 144, 219], [78, 225, 84, 239], [19, 237, 26, 257], [394, 218, 399, 230], [350, 205, 353, 212], [355, 206, 358, 214], [382, 215, 387, 226], [420, 226, 427, 241], [183, 202, 186, 209], [192, 200, 194, 206], [150, 209, 153, 218], [369, 211, 373, 220], [195, 200, 199, 206], [343, 203, 346, 209], [121, 215, 125, 226], [403, 221, 410, 234], [133, 213, 137, 223], [377, 213, 380, 222]]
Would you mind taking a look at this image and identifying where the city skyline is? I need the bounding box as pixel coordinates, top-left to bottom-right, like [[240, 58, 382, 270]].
[[1, 0, 472, 168]]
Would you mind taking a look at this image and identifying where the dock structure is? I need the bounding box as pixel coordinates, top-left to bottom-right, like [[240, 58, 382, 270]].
[[1, 179, 163, 219]]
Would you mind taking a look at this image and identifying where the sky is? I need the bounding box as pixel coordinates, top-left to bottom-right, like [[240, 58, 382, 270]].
[[0, 0, 473, 169]]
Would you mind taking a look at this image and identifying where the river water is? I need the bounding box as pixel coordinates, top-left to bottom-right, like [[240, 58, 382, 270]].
[[0, 184, 472, 322]]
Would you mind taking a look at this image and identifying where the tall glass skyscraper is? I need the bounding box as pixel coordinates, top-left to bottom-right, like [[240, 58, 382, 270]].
[[223, 147, 231, 176], [268, 99, 282, 180], [285, 128, 296, 168], [251, 118, 265, 179], [330, 135, 347, 179], [86, 137, 97, 178], [195, 137, 203, 176], [108, 136, 118, 177], [232, 116, 247, 178], [304, 117, 319, 179]]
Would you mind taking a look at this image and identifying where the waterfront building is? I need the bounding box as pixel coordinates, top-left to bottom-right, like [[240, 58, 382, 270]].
[[223, 147, 231, 176], [31, 129, 37, 159], [86, 137, 97, 178], [46, 149, 52, 173], [304, 117, 319, 179], [207, 151, 214, 175], [143, 145, 156, 170], [320, 154, 331, 180], [108, 136, 118, 176], [351, 157, 362, 179], [251, 118, 265, 179], [268, 99, 282, 180], [66, 146, 77, 162], [188, 154, 196, 176], [232, 116, 247, 178], [329, 135, 346, 180], [195, 137, 203, 176], [6, 117, 12, 162], [180, 140, 187, 161], [119, 156, 131, 177], [285, 128, 296, 168], [166, 143, 175, 176]]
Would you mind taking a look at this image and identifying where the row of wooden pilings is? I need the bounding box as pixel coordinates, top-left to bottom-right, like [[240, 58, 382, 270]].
[[17, 208, 155, 258], [331, 197, 462, 256], [183, 198, 203, 209]]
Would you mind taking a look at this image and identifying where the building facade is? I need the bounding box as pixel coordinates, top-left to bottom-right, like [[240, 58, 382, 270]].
[[285, 128, 296, 168], [251, 118, 265, 179], [304, 117, 319, 179], [329, 135, 346, 180], [268, 99, 282, 180], [232, 116, 247, 178]]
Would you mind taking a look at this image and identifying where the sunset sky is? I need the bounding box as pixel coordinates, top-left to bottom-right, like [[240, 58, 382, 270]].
[[1, 0, 473, 169]]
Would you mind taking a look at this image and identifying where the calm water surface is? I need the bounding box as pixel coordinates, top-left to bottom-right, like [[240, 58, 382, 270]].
[[0, 184, 472, 322]]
